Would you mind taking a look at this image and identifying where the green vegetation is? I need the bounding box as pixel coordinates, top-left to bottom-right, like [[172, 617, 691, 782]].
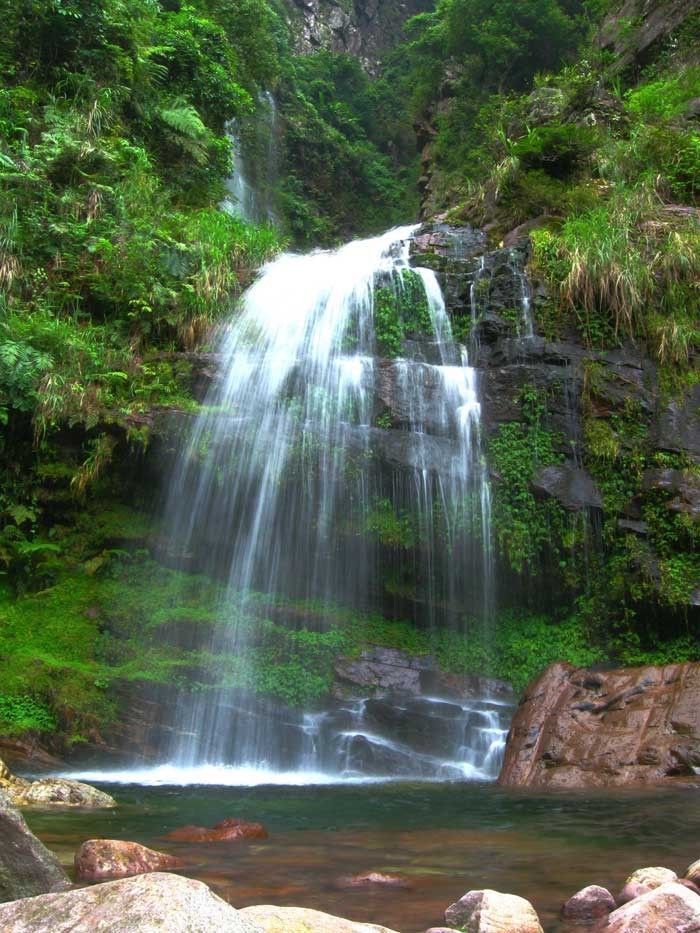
[[0, 533, 605, 738], [373, 268, 434, 356]]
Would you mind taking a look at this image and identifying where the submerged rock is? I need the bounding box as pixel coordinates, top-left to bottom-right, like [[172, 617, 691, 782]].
[[0, 789, 70, 903], [0, 872, 261, 932], [606, 881, 700, 932], [337, 872, 410, 888], [166, 817, 268, 842], [444, 888, 543, 933], [74, 839, 184, 881], [562, 884, 616, 922], [499, 661, 700, 787], [240, 904, 399, 933]]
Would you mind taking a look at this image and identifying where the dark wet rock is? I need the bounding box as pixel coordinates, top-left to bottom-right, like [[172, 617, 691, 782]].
[[654, 383, 700, 456], [531, 464, 602, 511], [334, 647, 434, 696], [0, 789, 70, 903], [166, 818, 268, 843], [502, 216, 550, 247], [499, 661, 700, 787], [0, 871, 261, 932], [444, 888, 544, 932], [678, 878, 700, 896], [562, 884, 616, 922], [606, 881, 700, 932], [74, 839, 184, 881]]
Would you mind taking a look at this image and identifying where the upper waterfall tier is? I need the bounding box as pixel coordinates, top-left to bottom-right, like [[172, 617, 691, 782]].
[[155, 225, 495, 776]]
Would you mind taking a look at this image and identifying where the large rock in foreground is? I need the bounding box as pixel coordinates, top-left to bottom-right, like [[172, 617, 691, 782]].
[[240, 905, 399, 933], [605, 881, 700, 931], [74, 839, 184, 881], [0, 872, 262, 932], [0, 789, 70, 903], [499, 661, 700, 787], [444, 889, 543, 933]]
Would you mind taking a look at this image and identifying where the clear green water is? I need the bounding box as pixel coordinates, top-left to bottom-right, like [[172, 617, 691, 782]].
[[25, 781, 700, 932]]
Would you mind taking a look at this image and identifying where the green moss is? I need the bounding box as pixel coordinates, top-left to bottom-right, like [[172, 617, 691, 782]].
[[488, 386, 568, 574], [373, 269, 434, 357]]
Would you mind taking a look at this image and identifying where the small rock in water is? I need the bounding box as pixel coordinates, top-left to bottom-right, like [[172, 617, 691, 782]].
[[616, 881, 652, 906], [606, 881, 700, 932], [625, 866, 677, 889], [337, 872, 410, 888], [445, 888, 544, 933], [686, 858, 700, 885], [562, 884, 616, 922], [19, 778, 116, 808], [167, 817, 268, 842], [74, 839, 184, 880]]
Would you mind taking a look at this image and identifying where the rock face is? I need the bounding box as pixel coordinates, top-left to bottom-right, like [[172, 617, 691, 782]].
[[282, 0, 431, 73], [0, 789, 70, 903], [240, 904, 399, 933], [562, 885, 616, 923], [0, 872, 262, 933], [74, 839, 184, 881], [599, 0, 697, 71], [444, 889, 543, 933], [499, 661, 700, 787], [605, 881, 700, 932]]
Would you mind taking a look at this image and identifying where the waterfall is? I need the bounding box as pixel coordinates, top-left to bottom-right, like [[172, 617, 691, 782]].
[[151, 225, 500, 781], [221, 91, 278, 223]]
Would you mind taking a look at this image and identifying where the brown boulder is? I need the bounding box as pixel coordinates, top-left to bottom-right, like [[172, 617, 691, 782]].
[[499, 661, 700, 787], [606, 881, 700, 932], [616, 881, 652, 906], [166, 818, 268, 842], [74, 839, 184, 881], [562, 885, 616, 922]]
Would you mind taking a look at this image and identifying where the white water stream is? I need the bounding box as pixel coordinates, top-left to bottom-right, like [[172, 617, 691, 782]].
[[69, 226, 508, 785]]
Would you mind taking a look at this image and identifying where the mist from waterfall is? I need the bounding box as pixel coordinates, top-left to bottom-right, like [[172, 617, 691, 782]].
[[156, 225, 500, 778]]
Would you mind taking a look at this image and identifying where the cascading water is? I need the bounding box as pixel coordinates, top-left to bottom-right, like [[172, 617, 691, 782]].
[[77, 226, 509, 785], [221, 91, 278, 223]]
